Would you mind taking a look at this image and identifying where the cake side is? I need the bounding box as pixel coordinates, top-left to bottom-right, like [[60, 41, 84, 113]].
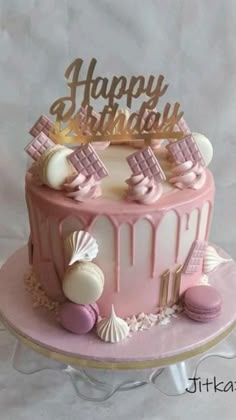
[[26, 163, 214, 318], [22, 57, 221, 343]]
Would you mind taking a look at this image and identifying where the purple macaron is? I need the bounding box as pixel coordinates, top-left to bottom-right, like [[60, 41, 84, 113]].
[[184, 285, 222, 322], [59, 302, 100, 334]]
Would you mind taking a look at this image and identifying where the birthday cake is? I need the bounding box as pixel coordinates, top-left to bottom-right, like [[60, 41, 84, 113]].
[[24, 58, 226, 344]]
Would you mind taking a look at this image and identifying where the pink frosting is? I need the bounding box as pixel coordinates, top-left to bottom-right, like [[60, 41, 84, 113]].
[[29, 163, 43, 186], [169, 161, 206, 190], [126, 174, 163, 205], [63, 173, 102, 202], [25, 169, 215, 318]]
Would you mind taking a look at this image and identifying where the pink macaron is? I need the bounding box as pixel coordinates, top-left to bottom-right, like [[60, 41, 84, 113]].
[[59, 302, 100, 334], [184, 285, 222, 322]]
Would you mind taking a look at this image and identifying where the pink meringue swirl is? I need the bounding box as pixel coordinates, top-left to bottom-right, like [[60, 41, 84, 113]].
[[63, 173, 102, 202], [126, 174, 163, 205], [169, 161, 206, 190]]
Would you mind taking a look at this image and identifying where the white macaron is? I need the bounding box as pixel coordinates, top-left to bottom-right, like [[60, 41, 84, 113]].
[[192, 132, 213, 167], [38, 145, 74, 190], [63, 261, 105, 304]]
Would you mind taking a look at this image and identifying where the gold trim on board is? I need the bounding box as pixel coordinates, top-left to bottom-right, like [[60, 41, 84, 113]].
[[0, 311, 235, 371]]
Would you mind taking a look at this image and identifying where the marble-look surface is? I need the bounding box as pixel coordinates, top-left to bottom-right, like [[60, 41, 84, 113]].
[[1, 0, 236, 418]]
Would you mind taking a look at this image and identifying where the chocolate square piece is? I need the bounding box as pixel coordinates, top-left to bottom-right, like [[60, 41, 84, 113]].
[[167, 135, 205, 166], [29, 115, 55, 137], [183, 240, 206, 274], [68, 143, 109, 181], [176, 117, 190, 134], [24, 132, 54, 161], [127, 147, 166, 182]]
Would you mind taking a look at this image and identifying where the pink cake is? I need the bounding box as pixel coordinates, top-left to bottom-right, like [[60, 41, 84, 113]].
[[26, 143, 214, 317], [23, 58, 219, 344]]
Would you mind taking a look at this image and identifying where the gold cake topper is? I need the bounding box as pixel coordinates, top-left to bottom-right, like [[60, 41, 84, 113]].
[[49, 58, 184, 145]]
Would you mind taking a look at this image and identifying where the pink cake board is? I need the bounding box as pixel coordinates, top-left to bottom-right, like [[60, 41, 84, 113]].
[[0, 246, 235, 370]]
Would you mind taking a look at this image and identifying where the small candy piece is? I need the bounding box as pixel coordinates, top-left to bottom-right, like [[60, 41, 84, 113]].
[[63, 261, 104, 305], [75, 106, 100, 135], [167, 135, 205, 167], [184, 285, 222, 322], [126, 147, 166, 183], [59, 302, 99, 334], [25, 132, 55, 161], [198, 274, 209, 286], [29, 115, 55, 138], [75, 106, 110, 150], [65, 230, 98, 265], [38, 145, 74, 190], [183, 240, 206, 274], [192, 132, 213, 167], [68, 143, 109, 181], [96, 305, 129, 343], [176, 116, 190, 134]]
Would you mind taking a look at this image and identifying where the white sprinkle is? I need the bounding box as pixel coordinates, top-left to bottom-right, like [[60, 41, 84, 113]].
[[137, 312, 145, 320], [160, 317, 171, 326]]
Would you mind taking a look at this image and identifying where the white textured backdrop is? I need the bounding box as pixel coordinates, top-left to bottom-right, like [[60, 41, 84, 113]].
[[0, 1, 236, 419]]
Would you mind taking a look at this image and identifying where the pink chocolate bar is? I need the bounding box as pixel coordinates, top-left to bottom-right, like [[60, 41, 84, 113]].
[[75, 106, 100, 135], [29, 115, 55, 137], [127, 147, 166, 182], [68, 143, 109, 181], [175, 116, 190, 134], [183, 240, 206, 274], [167, 135, 205, 167], [24, 132, 54, 161]]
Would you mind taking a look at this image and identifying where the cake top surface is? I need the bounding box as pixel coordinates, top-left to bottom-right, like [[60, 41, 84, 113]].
[[26, 162, 214, 217], [95, 145, 173, 200]]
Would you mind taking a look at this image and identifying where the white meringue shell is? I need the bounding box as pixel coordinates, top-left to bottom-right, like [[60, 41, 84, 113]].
[[96, 305, 129, 343], [203, 245, 232, 273], [65, 231, 98, 265]]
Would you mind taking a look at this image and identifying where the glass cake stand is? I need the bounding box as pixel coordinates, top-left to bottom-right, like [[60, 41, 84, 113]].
[[0, 246, 235, 402]]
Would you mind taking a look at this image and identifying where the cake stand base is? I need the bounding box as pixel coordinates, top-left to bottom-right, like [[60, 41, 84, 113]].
[[0, 245, 236, 401], [11, 333, 236, 401]]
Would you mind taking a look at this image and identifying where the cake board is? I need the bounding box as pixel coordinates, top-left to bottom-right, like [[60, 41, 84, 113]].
[[0, 245, 236, 401]]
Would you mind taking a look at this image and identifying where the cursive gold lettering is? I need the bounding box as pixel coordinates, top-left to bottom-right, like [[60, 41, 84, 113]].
[[145, 74, 168, 109], [49, 57, 185, 144], [91, 77, 109, 100], [126, 76, 145, 108]]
